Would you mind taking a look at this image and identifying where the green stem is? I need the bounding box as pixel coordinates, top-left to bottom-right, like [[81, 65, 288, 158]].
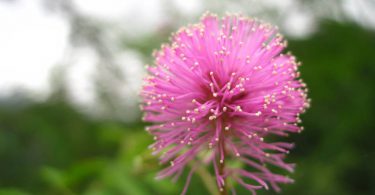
[[219, 142, 228, 195]]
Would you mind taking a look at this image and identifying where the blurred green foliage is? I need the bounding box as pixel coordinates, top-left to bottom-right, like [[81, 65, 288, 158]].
[[0, 21, 374, 195]]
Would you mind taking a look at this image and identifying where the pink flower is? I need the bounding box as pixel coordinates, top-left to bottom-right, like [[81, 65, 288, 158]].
[[141, 12, 310, 195]]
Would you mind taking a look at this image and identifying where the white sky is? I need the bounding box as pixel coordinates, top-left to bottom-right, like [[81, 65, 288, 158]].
[[0, 0, 69, 98], [0, 0, 373, 106]]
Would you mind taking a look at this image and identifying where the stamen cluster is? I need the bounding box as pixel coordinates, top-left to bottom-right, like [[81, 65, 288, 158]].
[[141, 12, 310, 194]]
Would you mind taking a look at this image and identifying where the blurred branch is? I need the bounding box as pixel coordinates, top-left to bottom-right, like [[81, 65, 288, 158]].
[[43, 0, 133, 120], [195, 165, 219, 195], [49, 64, 69, 102]]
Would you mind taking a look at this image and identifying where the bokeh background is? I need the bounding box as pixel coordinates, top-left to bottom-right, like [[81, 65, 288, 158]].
[[1, 0, 374, 195]]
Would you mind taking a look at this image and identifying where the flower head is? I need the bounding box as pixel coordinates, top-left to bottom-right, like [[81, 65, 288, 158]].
[[141, 12, 310, 194]]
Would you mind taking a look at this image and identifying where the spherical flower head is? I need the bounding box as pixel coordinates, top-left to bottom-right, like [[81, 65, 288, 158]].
[[141, 12, 310, 195]]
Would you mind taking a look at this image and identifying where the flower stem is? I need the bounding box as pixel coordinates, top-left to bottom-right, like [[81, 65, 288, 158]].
[[219, 141, 228, 195]]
